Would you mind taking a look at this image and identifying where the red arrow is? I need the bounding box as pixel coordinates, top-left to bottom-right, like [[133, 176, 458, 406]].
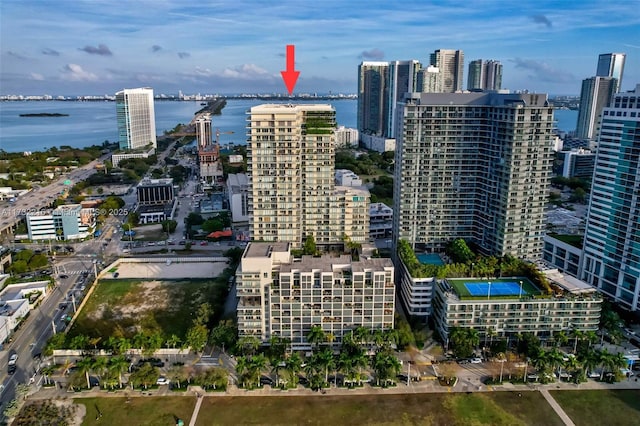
[[281, 44, 300, 95]]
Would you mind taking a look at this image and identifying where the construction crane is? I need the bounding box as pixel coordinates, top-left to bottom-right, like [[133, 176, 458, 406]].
[[215, 128, 234, 146]]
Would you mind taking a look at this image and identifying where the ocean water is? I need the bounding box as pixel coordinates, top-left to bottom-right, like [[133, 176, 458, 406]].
[[0, 99, 574, 153], [0, 99, 358, 153]]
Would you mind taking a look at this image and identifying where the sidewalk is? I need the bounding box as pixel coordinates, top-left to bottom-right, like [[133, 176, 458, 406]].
[[28, 373, 640, 401]]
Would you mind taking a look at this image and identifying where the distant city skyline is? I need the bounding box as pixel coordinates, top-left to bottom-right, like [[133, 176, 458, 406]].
[[1, 0, 640, 96]]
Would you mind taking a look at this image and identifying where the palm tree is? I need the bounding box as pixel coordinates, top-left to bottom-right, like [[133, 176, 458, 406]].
[[353, 326, 370, 347], [313, 348, 335, 383], [564, 355, 582, 383], [547, 348, 566, 378], [598, 349, 614, 381], [579, 348, 600, 379], [352, 350, 369, 385], [250, 354, 267, 388], [235, 356, 249, 388], [41, 365, 57, 386], [585, 330, 598, 349], [307, 325, 326, 350], [531, 348, 549, 377], [116, 337, 132, 357], [76, 357, 94, 390], [571, 329, 585, 354], [91, 357, 109, 389], [553, 331, 569, 348], [109, 355, 130, 389], [338, 351, 355, 385], [285, 352, 303, 387], [237, 335, 261, 356], [61, 358, 74, 376], [166, 334, 181, 349], [133, 332, 147, 352]]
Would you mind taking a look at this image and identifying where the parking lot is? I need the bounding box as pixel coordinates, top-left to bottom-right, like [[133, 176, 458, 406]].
[[102, 258, 229, 280]]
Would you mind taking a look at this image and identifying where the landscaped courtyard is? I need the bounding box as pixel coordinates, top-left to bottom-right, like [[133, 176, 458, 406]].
[[67, 278, 223, 340]]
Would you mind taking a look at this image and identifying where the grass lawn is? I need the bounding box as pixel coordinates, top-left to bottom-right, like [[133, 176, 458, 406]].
[[77, 397, 196, 426], [447, 277, 542, 300], [550, 389, 640, 426], [195, 392, 562, 426], [68, 278, 222, 340]]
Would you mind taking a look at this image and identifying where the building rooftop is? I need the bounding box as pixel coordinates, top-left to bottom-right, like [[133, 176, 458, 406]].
[[244, 242, 290, 258], [138, 178, 174, 187], [542, 268, 596, 295], [227, 173, 248, 190], [280, 254, 394, 274], [250, 103, 334, 113]]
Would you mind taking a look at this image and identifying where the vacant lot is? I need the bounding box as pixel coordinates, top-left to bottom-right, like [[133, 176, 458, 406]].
[[77, 397, 196, 426], [195, 392, 562, 426], [551, 389, 640, 426], [68, 279, 222, 340]]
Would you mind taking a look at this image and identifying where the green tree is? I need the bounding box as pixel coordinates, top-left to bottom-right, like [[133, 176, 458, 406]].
[[129, 362, 159, 389], [446, 239, 475, 263], [75, 357, 94, 389], [9, 260, 28, 274], [186, 324, 208, 353], [161, 219, 177, 233], [284, 352, 303, 387], [307, 325, 326, 350], [209, 320, 238, 352], [108, 355, 130, 389], [303, 235, 317, 256], [202, 219, 224, 233], [237, 335, 261, 356], [27, 253, 48, 270]]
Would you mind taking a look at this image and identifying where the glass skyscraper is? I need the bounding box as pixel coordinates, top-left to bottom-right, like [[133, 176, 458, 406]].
[[581, 84, 640, 311], [596, 53, 626, 93], [115, 87, 157, 150]]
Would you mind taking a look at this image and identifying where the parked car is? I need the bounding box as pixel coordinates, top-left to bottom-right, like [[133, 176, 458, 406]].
[[156, 376, 170, 385], [259, 376, 274, 386], [59, 274, 69, 279], [200, 241, 208, 246], [7, 364, 16, 375], [470, 357, 483, 364], [588, 371, 600, 378]]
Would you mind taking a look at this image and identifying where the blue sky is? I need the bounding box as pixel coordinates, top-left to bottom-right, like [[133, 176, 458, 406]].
[[1, 0, 639, 96]]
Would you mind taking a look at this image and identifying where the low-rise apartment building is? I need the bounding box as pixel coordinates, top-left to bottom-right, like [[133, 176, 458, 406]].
[[236, 242, 395, 349], [433, 272, 601, 344]]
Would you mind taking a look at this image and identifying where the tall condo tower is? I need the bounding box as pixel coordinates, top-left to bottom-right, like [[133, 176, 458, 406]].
[[581, 84, 640, 311], [596, 53, 626, 93], [393, 92, 555, 259], [357, 60, 421, 139], [575, 76, 617, 141], [357, 61, 390, 138], [115, 87, 157, 150], [247, 104, 369, 246], [467, 59, 503, 91], [429, 49, 464, 93]]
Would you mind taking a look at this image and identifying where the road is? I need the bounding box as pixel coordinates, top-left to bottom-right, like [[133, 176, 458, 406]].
[[0, 152, 112, 241], [0, 265, 92, 412]]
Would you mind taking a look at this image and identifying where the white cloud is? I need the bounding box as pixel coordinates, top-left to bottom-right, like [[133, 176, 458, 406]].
[[60, 64, 99, 82], [30, 72, 44, 81], [220, 64, 273, 80]]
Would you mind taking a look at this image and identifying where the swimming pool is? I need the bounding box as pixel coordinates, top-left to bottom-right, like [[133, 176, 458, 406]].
[[417, 253, 445, 266]]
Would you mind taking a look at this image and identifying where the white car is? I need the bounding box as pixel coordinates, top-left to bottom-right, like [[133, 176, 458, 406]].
[[470, 357, 483, 364], [8, 354, 18, 365], [156, 376, 170, 385]]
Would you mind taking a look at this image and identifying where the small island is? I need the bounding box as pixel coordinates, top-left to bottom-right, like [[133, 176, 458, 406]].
[[19, 113, 69, 117]]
